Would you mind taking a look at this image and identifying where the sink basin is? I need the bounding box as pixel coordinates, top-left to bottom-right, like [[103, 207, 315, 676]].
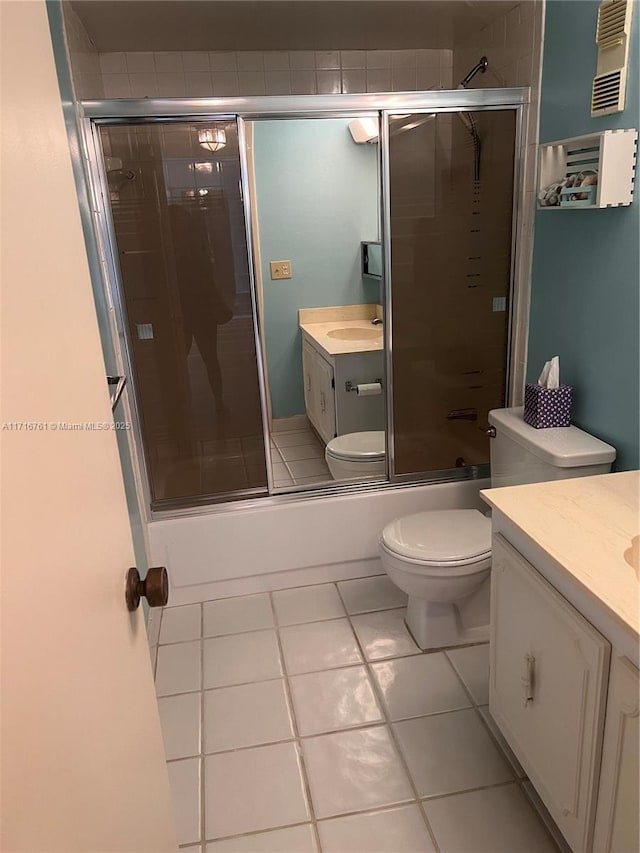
[[326, 327, 382, 341]]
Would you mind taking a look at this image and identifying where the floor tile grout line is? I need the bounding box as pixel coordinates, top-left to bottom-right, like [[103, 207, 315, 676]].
[[267, 591, 323, 853], [198, 777, 538, 849], [162, 572, 387, 608], [166, 700, 508, 763], [343, 603, 443, 853]]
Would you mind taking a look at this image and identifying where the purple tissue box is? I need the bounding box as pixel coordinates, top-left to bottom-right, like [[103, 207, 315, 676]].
[[524, 383, 573, 428]]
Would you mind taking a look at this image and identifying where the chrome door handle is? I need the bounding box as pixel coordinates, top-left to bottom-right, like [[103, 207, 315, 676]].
[[107, 375, 126, 411]]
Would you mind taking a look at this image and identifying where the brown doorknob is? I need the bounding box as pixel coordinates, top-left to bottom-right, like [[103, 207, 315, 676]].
[[126, 566, 169, 611]]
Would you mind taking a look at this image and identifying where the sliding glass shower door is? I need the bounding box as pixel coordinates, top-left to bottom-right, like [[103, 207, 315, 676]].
[[386, 108, 517, 477], [99, 120, 267, 508]]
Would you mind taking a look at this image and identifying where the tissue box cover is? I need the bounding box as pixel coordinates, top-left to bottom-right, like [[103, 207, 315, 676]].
[[524, 384, 573, 428]]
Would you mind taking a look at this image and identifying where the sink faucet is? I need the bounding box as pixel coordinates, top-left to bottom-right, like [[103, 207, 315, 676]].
[[372, 318, 383, 326]]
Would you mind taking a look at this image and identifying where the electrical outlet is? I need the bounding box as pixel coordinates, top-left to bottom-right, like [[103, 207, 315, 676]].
[[270, 260, 292, 280]]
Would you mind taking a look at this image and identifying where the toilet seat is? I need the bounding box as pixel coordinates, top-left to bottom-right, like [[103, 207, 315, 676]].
[[326, 431, 385, 461], [381, 509, 491, 569]]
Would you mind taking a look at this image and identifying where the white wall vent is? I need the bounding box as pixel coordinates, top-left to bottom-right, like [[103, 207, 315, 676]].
[[591, 0, 634, 116]]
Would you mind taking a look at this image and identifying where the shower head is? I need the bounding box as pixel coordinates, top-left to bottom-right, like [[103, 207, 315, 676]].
[[458, 56, 488, 89]]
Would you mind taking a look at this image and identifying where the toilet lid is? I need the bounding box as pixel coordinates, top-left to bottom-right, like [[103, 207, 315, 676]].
[[326, 431, 385, 461], [381, 509, 491, 564]]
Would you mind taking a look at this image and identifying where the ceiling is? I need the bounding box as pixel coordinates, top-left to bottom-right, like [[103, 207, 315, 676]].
[[70, 0, 517, 52]]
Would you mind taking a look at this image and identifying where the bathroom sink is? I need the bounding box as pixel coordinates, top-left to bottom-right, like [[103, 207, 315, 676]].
[[326, 327, 382, 341]]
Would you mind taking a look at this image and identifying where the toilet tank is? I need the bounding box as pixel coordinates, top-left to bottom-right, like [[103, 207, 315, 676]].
[[488, 407, 616, 488]]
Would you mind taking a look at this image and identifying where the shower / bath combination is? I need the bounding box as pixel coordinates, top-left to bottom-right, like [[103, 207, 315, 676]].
[[457, 56, 489, 182]]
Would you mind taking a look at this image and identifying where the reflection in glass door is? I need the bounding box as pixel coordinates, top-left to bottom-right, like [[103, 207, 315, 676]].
[[99, 120, 267, 508], [386, 108, 516, 477]]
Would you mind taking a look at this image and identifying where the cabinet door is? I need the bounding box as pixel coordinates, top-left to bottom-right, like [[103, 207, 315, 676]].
[[593, 656, 639, 853], [302, 340, 318, 431], [315, 353, 336, 444], [490, 535, 610, 853]]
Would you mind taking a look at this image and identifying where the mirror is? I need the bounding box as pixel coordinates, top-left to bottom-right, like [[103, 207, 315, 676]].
[[361, 241, 383, 280], [246, 116, 386, 492]]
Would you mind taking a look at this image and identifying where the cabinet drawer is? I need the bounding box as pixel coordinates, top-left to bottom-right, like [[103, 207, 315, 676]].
[[490, 534, 610, 853]]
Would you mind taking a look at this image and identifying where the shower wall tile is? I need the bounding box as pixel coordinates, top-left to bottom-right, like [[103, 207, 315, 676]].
[[61, 1, 104, 99], [129, 72, 158, 98], [103, 73, 132, 99], [290, 70, 317, 95], [210, 51, 237, 72], [392, 68, 417, 92], [366, 69, 392, 93], [213, 72, 240, 96], [316, 50, 340, 69], [182, 51, 210, 72], [93, 49, 454, 101], [126, 51, 155, 73], [99, 51, 127, 74], [289, 50, 316, 70], [316, 70, 341, 95], [264, 51, 290, 71], [185, 71, 214, 96], [341, 70, 366, 94], [391, 49, 417, 68], [366, 50, 392, 69], [156, 72, 187, 97], [341, 50, 366, 69], [238, 71, 266, 95], [237, 51, 265, 71], [265, 71, 292, 95], [155, 51, 184, 73]]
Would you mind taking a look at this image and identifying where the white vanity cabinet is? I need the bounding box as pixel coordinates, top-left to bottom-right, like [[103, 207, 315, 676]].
[[593, 655, 639, 853], [483, 473, 639, 853], [490, 534, 610, 853], [301, 335, 384, 445]]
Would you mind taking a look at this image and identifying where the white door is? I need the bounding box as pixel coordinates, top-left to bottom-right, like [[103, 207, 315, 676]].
[[1, 4, 177, 851]]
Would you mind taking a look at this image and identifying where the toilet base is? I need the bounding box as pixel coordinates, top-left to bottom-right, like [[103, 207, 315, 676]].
[[405, 595, 489, 651]]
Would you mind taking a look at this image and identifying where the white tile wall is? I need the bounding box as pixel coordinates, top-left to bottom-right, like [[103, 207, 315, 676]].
[[61, 2, 104, 99], [93, 49, 454, 100]]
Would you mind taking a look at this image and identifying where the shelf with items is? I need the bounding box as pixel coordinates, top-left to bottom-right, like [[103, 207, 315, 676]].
[[537, 128, 637, 210]]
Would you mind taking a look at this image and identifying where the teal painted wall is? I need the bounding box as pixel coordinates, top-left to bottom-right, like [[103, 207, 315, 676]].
[[254, 119, 378, 419], [528, 0, 639, 470]]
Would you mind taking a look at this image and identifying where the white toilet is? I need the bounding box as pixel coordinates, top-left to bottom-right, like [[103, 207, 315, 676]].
[[325, 430, 386, 480], [379, 406, 616, 650]]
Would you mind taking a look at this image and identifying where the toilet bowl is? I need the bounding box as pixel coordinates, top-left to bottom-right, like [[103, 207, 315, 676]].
[[380, 509, 492, 649], [378, 407, 617, 650], [325, 431, 385, 481]]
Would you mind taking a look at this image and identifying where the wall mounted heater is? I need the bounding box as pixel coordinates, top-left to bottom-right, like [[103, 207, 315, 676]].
[[591, 0, 634, 117]]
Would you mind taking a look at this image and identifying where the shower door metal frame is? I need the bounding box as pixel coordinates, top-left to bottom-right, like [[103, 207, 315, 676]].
[[80, 88, 528, 518]]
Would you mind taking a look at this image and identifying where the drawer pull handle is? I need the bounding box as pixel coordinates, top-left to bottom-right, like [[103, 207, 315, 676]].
[[522, 654, 535, 705], [320, 390, 326, 413]]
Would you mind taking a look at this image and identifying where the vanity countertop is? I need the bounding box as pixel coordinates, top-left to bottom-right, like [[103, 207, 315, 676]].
[[299, 304, 383, 357], [481, 471, 640, 641]]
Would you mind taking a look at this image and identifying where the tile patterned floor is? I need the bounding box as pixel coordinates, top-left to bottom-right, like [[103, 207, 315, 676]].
[[270, 420, 332, 489], [150, 575, 561, 852]]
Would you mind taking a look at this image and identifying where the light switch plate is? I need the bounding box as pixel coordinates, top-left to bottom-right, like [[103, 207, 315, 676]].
[[270, 260, 292, 280]]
